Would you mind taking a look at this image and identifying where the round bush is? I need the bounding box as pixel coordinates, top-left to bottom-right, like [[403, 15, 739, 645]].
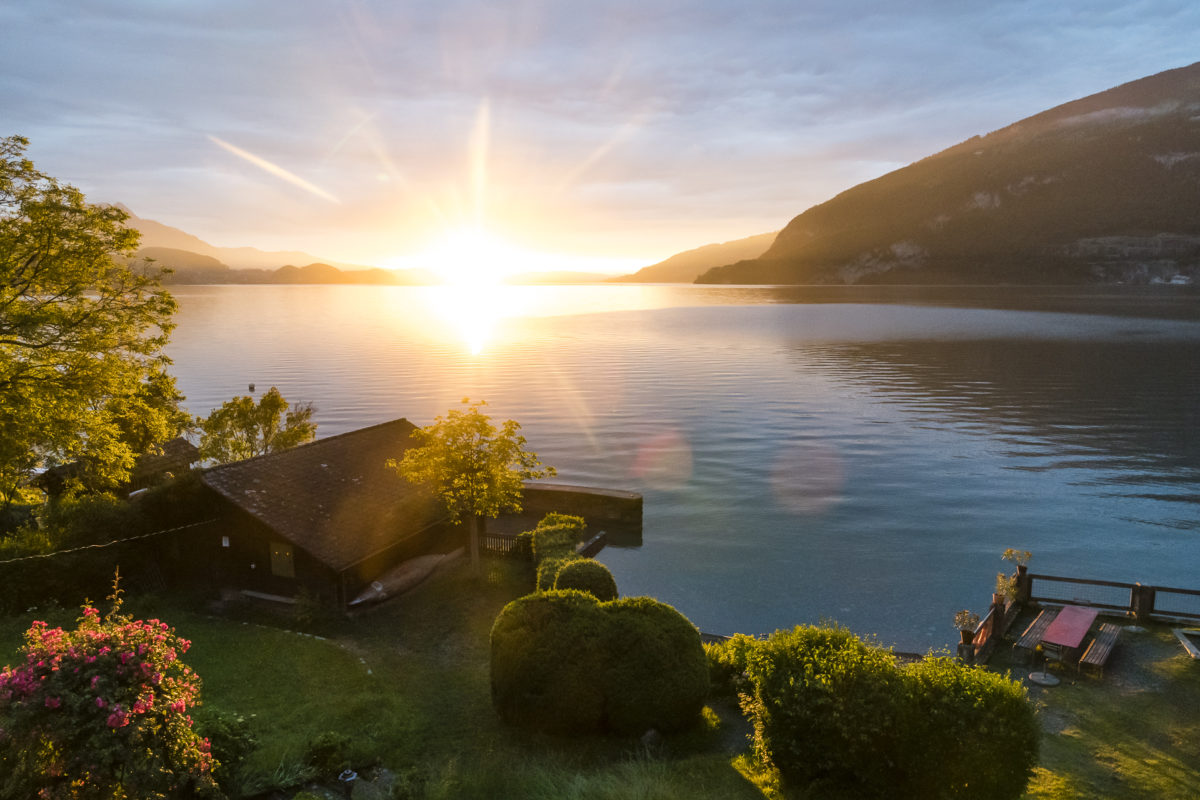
[[553, 558, 618, 601], [899, 656, 1040, 800], [600, 596, 708, 733], [536, 554, 580, 592], [490, 591, 708, 735], [490, 590, 607, 734], [739, 625, 1039, 800]]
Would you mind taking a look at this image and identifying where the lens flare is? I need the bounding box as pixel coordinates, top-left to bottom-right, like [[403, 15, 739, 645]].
[[632, 429, 694, 490], [769, 441, 846, 515]]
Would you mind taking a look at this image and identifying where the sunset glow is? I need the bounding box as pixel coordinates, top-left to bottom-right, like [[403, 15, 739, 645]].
[[415, 228, 529, 285]]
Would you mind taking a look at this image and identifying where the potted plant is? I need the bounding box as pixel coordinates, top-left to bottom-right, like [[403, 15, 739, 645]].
[[1001, 548, 1033, 604], [1002, 548, 1032, 576], [955, 609, 981, 644], [994, 571, 1016, 606]]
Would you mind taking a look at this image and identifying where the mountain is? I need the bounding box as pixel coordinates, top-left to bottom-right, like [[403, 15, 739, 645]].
[[612, 231, 777, 283], [114, 205, 435, 284], [698, 62, 1200, 286]]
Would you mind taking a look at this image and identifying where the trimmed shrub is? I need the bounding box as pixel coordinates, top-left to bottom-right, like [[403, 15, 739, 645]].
[[530, 513, 585, 565], [536, 554, 581, 592], [490, 590, 608, 733], [553, 558, 618, 601], [740, 625, 904, 795], [600, 596, 708, 733], [490, 590, 708, 735], [737, 624, 1039, 800], [899, 656, 1040, 800]]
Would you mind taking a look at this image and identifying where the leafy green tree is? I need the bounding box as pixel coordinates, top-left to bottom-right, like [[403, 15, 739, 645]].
[[389, 399, 555, 570], [197, 386, 316, 464], [0, 135, 187, 508], [0, 582, 221, 798]]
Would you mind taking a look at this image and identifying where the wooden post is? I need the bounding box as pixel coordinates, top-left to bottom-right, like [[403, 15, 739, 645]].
[[1131, 583, 1156, 622], [1015, 565, 1031, 604], [990, 594, 1007, 641]]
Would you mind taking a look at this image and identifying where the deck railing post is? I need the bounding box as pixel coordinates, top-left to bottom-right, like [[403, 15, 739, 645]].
[[1015, 565, 1031, 604], [1131, 583, 1156, 622]]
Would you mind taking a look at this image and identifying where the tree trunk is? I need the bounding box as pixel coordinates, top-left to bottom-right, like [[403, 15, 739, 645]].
[[469, 514, 482, 573]]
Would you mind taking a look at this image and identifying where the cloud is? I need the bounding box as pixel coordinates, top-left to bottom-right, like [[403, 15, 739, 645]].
[[2, 0, 1199, 264]]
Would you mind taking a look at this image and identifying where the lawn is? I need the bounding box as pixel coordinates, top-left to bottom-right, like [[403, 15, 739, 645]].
[[992, 618, 1200, 800], [3, 567, 1198, 799], [0, 559, 763, 799]]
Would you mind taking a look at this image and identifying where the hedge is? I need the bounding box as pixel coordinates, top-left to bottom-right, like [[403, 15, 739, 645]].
[[553, 558, 618, 601], [490, 591, 707, 735], [719, 624, 1039, 800]]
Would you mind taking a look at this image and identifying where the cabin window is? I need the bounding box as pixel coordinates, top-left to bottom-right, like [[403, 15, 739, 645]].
[[270, 541, 295, 578], [221, 535, 230, 548]]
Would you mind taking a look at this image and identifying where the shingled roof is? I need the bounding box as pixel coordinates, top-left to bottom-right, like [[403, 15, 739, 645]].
[[200, 418, 442, 571]]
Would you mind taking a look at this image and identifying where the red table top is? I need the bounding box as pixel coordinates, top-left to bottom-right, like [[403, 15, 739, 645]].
[[1042, 605, 1100, 649]]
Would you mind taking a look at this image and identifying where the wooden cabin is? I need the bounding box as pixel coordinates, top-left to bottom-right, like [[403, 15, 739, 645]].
[[198, 419, 458, 606]]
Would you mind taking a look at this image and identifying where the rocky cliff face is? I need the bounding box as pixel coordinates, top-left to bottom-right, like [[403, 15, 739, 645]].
[[698, 62, 1200, 285]]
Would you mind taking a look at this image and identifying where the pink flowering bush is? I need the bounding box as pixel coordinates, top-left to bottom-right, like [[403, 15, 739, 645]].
[[0, 588, 222, 799]]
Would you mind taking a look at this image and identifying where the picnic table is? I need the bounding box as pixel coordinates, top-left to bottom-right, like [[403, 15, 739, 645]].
[[1040, 605, 1099, 663]]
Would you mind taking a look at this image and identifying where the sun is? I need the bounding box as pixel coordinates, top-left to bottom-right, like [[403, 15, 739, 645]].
[[419, 227, 530, 286]]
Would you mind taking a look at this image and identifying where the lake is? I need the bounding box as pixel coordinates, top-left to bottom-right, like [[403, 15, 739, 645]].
[[165, 283, 1200, 651]]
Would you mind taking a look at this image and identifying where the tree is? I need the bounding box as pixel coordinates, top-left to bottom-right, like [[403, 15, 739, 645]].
[[389, 399, 555, 570], [197, 386, 316, 464], [0, 135, 188, 508], [0, 580, 221, 798]]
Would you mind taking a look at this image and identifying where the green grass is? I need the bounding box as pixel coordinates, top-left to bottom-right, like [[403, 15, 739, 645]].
[[989, 621, 1200, 800], [8, 568, 1196, 799], [0, 560, 763, 798]]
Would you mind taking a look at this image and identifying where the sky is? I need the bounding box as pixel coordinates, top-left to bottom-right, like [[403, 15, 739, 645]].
[[3, 0, 1200, 275]]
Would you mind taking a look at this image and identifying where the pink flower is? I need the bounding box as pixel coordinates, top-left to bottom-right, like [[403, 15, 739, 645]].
[[44, 696, 61, 709], [95, 697, 107, 708]]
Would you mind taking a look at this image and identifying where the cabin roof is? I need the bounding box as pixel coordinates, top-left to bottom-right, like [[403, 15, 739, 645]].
[[200, 418, 441, 571]]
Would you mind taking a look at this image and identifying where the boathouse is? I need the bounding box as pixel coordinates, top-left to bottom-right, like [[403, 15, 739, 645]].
[[198, 419, 456, 606]]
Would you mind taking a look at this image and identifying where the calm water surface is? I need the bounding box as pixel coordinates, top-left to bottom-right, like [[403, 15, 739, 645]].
[[165, 284, 1200, 651]]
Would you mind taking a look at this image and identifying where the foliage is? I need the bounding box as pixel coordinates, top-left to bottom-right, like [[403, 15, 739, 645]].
[[1002, 548, 1033, 567], [955, 608, 981, 631], [0, 135, 187, 507], [197, 386, 316, 464], [733, 623, 1038, 800], [703, 633, 761, 699], [529, 513, 586, 590], [390, 399, 555, 568], [553, 559, 618, 601], [599, 597, 709, 733], [529, 513, 584, 565], [490, 590, 707, 735], [996, 571, 1017, 601], [901, 656, 1041, 800], [536, 555, 581, 592], [194, 708, 258, 796], [37, 493, 148, 550], [0, 582, 220, 798]]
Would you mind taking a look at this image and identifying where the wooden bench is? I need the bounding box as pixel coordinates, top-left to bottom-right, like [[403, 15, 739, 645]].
[[1078, 623, 1121, 676], [1013, 608, 1059, 662]]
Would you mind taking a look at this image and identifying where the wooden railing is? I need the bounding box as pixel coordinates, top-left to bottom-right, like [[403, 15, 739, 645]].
[[1026, 572, 1200, 622], [481, 532, 518, 555]]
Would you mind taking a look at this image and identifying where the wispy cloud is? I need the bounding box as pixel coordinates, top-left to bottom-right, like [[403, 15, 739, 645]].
[[207, 135, 340, 204]]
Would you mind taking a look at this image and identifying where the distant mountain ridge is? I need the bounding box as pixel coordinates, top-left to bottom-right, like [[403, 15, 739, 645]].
[[612, 231, 777, 283], [698, 62, 1200, 285], [114, 205, 434, 284]]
